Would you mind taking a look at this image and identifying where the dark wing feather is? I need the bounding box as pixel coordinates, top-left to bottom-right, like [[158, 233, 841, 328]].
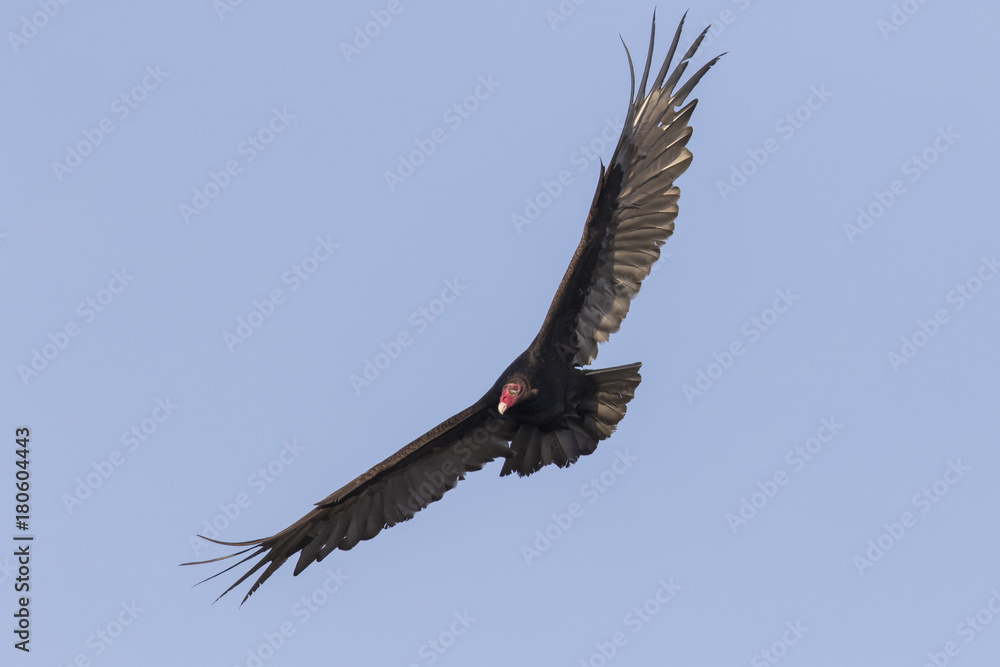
[[533, 14, 721, 366], [183, 400, 515, 604]]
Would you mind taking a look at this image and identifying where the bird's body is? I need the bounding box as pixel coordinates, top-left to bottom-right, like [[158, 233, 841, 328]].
[[493, 346, 579, 424], [185, 13, 720, 604]]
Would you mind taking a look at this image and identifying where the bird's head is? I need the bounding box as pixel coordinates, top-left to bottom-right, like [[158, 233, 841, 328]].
[[498, 377, 532, 415]]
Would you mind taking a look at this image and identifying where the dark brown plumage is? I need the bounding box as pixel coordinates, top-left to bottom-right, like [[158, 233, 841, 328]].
[[184, 13, 719, 604]]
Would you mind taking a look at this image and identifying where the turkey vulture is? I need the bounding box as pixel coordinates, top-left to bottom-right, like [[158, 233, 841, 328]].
[[185, 13, 719, 604]]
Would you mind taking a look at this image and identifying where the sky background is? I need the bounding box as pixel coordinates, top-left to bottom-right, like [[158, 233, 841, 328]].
[[3, 1, 999, 665]]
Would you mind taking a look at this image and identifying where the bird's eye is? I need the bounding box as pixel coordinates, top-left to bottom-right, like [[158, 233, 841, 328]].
[[509, 385, 520, 395]]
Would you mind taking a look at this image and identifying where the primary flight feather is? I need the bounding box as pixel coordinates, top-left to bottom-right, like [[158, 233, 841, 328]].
[[185, 13, 720, 604]]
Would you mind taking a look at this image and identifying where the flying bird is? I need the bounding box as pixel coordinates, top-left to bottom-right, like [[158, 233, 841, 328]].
[[186, 13, 719, 604]]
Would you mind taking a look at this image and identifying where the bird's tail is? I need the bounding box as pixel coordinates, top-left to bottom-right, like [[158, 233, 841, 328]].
[[500, 362, 641, 477], [580, 362, 642, 438]]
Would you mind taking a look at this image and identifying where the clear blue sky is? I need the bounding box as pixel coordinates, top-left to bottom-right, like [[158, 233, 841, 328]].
[[4, 1, 999, 665]]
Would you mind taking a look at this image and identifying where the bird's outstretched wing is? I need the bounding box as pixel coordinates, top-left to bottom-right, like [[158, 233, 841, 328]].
[[183, 400, 514, 604], [533, 13, 721, 367], [185, 13, 720, 606]]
